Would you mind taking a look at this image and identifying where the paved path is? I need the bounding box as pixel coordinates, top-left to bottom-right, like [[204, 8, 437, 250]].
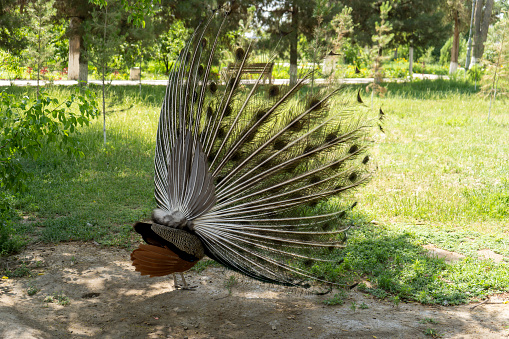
[[0, 74, 448, 87]]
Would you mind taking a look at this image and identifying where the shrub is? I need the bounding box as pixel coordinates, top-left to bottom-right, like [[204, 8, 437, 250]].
[[0, 87, 98, 255]]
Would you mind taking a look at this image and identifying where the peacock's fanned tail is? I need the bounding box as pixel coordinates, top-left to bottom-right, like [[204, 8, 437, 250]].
[[150, 10, 379, 286]]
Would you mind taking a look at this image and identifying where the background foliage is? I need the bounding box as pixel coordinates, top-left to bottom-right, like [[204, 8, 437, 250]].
[[3, 0, 505, 82]]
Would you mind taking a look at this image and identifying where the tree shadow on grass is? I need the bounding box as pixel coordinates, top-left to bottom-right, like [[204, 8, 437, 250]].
[[329, 222, 509, 306]]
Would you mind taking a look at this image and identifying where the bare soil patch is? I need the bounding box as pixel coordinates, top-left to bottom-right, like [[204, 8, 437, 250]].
[[1, 242, 508, 338], [477, 249, 506, 263], [423, 244, 466, 263]]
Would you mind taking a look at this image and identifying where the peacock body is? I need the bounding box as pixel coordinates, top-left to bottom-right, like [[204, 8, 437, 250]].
[[131, 10, 381, 287]]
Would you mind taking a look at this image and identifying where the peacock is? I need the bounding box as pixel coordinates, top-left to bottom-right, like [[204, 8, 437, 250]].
[[131, 9, 382, 288]]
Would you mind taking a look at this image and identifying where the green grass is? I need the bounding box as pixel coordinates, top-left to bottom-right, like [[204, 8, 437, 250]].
[[2, 79, 509, 304], [336, 222, 509, 305], [337, 79, 509, 304], [191, 258, 222, 273], [5, 85, 162, 247], [356, 80, 509, 233]]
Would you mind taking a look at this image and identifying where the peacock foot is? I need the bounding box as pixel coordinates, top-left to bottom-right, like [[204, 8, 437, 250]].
[[172, 273, 196, 290]]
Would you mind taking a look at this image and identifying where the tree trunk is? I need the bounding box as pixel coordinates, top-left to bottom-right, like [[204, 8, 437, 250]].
[[139, 50, 142, 95], [68, 17, 88, 84], [289, 4, 298, 86], [449, 10, 460, 74], [472, 0, 494, 64], [102, 67, 106, 146], [409, 45, 413, 76], [37, 17, 41, 99], [164, 57, 169, 75], [102, 6, 107, 146]]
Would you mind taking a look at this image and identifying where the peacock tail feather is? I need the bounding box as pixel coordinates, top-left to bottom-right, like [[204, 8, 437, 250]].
[[132, 8, 382, 286]]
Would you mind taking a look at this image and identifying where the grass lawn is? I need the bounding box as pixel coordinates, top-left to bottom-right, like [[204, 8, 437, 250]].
[[2, 79, 508, 305]]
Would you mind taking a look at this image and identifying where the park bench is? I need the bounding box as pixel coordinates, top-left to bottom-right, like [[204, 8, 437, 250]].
[[223, 62, 274, 84]]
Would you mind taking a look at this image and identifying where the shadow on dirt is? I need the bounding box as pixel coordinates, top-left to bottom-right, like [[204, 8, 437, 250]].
[[1, 243, 507, 338]]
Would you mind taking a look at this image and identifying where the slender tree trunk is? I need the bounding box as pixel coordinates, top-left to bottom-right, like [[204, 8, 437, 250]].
[[102, 69, 106, 146], [139, 42, 142, 95], [102, 7, 107, 146], [289, 4, 298, 86], [472, 0, 494, 64], [488, 18, 507, 123], [164, 58, 169, 75], [449, 10, 460, 74], [409, 45, 414, 76], [37, 17, 41, 99]]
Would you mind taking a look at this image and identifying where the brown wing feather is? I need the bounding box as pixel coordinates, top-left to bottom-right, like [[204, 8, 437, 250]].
[[131, 244, 198, 277]]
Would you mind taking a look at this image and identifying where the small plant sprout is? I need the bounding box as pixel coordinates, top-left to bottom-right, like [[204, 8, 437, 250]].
[[391, 295, 401, 308], [424, 328, 442, 338], [324, 290, 348, 306], [225, 275, 237, 295], [44, 292, 70, 306], [420, 318, 439, 324], [27, 285, 40, 296], [360, 302, 369, 309]]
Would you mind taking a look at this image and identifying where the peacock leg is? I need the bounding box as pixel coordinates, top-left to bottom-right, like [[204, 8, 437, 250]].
[[172, 272, 194, 290], [171, 273, 176, 288], [179, 272, 188, 289]]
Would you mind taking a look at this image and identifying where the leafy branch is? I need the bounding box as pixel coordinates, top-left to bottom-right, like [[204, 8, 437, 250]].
[[0, 88, 98, 192]]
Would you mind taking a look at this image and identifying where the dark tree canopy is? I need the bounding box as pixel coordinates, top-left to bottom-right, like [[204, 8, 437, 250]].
[[159, 0, 251, 30], [0, 0, 28, 54], [249, 0, 340, 55], [344, 0, 450, 49]]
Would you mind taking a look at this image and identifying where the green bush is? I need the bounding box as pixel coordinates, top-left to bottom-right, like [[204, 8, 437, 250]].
[[0, 50, 24, 80], [384, 61, 409, 78], [413, 63, 449, 75], [271, 63, 325, 80], [0, 88, 98, 192], [342, 41, 370, 67], [439, 34, 467, 66], [467, 64, 484, 82], [336, 64, 371, 78], [272, 64, 290, 79], [0, 87, 98, 255]]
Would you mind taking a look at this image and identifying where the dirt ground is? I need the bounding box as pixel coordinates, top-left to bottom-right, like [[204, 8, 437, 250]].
[[1, 242, 508, 339]]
